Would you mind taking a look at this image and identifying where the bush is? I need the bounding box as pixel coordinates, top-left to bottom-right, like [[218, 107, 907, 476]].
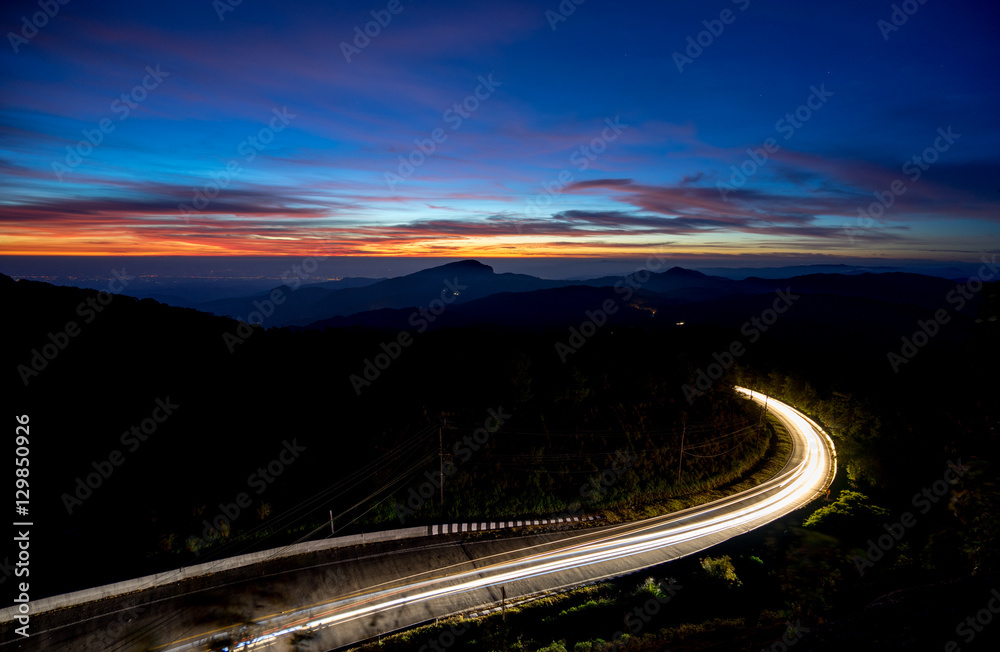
[[700, 555, 741, 587], [538, 642, 568, 652], [802, 490, 889, 538]]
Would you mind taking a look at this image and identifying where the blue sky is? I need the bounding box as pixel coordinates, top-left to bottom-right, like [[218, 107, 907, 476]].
[[1, 0, 998, 264]]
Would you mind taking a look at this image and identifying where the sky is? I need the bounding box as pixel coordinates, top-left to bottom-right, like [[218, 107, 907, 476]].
[[1, 0, 998, 266]]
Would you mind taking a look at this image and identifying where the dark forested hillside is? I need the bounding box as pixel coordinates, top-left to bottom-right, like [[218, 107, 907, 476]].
[[4, 268, 999, 650]]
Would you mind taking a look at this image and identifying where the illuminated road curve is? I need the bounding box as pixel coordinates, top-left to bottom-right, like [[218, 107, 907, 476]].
[[160, 387, 836, 651], [0, 388, 834, 651]]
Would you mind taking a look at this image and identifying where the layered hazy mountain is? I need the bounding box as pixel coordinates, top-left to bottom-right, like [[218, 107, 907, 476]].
[[180, 259, 972, 331]]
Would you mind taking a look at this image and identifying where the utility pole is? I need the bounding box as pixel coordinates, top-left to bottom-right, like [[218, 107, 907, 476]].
[[758, 395, 768, 436], [502, 585, 508, 652], [329, 510, 335, 536], [677, 419, 685, 484], [439, 419, 445, 507]]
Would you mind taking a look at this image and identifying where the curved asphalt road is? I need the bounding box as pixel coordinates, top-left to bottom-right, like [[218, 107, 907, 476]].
[[1, 388, 835, 651]]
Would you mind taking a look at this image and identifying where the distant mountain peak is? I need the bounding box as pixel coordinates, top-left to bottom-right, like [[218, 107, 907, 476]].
[[413, 259, 495, 275], [663, 266, 707, 278]]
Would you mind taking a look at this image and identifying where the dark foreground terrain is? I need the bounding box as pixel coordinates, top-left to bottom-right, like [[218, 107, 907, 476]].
[[3, 260, 999, 650]]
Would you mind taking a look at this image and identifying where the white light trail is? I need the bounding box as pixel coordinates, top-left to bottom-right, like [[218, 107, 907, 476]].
[[165, 387, 835, 652]]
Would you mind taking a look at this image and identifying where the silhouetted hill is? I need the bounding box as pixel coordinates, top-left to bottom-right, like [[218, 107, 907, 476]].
[[3, 268, 998, 605], [0, 271, 764, 595], [734, 272, 960, 311], [4, 265, 999, 652], [578, 266, 738, 304], [303, 285, 657, 331], [694, 263, 981, 280], [193, 261, 970, 330], [196, 259, 564, 327], [196, 276, 384, 322], [301, 276, 387, 290]]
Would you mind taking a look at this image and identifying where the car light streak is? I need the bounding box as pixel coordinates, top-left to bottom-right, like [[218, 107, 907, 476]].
[[162, 387, 834, 652]]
